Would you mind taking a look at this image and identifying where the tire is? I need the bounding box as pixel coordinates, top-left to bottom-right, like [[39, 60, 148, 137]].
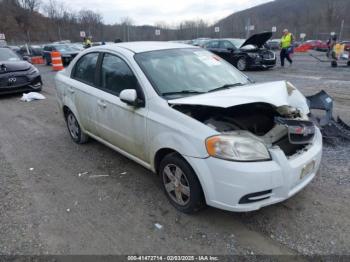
[[331, 61, 338, 68], [65, 110, 89, 144], [236, 57, 247, 71], [347, 61, 350, 67], [159, 153, 205, 214]]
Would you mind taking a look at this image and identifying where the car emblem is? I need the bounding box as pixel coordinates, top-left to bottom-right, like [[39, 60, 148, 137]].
[[8, 77, 17, 84]]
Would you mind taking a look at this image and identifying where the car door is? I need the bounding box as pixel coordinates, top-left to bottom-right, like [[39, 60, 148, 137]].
[[219, 40, 236, 62], [94, 52, 148, 161], [70, 52, 101, 136]]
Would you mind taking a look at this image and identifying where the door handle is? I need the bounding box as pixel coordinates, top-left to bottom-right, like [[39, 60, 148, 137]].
[[67, 87, 75, 94], [97, 100, 107, 109]]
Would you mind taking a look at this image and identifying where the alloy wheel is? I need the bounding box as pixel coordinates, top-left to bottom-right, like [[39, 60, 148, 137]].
[[67, 113, 79, 140], [162, 164, 191, 206]]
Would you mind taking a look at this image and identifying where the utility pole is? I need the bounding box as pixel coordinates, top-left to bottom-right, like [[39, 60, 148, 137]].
[[339, 19, 344, 41], [246, 17, 251, 39]]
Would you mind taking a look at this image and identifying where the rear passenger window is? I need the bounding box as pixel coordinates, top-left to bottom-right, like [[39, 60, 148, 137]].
[[220, 41, 234, 49], [73, 53, 99, 85], [100, 54, 138, 96], [206, 41, 219, 48]]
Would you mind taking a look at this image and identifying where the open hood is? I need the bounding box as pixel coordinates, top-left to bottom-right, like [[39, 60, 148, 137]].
[[168, 81, 309, 114], [240, 32, 273, 48]]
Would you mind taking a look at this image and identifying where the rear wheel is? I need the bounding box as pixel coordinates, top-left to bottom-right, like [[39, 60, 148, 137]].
[[347, 61, 350, 67], [331, 61, 338, 67], [65, 110, 89, 144], [236, 57, 247, 71], [159, 153, 205, 214]]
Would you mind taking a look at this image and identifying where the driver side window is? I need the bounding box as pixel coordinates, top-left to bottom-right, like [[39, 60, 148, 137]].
[[100, 54, 138, 96]]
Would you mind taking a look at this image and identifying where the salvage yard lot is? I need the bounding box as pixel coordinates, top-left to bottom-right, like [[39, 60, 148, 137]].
[[0, 52, 349, 255]]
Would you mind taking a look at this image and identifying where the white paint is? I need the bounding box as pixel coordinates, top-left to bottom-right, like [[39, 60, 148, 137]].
[[54, 43, 322, 213]]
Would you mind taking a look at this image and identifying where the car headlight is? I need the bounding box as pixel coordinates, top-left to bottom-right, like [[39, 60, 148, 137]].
[[206, 132, 271, 162], [247, 53, 261, 59]]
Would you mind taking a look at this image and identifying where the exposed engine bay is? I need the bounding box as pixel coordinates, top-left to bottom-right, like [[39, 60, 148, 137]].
[[172, 102, 316, 157]]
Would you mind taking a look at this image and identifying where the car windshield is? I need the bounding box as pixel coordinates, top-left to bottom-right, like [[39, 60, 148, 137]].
[[55, 45, 76, 52], [0, 48, 21, 62], [135, 48, 249, 98]]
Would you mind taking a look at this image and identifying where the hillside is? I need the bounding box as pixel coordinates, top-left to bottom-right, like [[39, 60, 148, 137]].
[[217, 0, 350, 40], [0, 0, 349, 44]]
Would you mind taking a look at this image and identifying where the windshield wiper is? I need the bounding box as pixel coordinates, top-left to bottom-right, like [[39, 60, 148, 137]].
[[162, 90, 206, 96], [208, 83, 244, 93]]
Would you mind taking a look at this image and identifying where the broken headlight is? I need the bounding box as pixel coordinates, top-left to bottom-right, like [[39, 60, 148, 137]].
[[206, 132, 271, 162]]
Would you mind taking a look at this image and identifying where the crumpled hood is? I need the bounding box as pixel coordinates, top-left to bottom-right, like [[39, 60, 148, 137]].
[[169, 81, 310, 114], [240, 32, 273, 48], [0, 61, 31, 73]]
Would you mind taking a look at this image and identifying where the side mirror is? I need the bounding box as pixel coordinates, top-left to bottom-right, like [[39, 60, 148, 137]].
[[23, 56, 30, 62], [120, 89, 142, 107]]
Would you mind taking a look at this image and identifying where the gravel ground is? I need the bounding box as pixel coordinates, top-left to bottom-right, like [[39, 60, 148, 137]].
[[0, 52, 349, 256]]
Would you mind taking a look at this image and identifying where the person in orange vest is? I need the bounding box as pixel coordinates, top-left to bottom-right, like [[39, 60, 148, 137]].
[[280, 29, 294, 67]]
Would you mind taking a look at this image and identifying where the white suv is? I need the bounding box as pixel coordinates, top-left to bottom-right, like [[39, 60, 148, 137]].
[[55, 42, 322, 213]]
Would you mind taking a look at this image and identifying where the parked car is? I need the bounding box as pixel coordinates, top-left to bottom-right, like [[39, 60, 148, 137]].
[[9, 45, 21, 53], [0, 46, 42, 95], [299, 40, 328, 52], [18, 45, 44, 57], [42, 44, 80, 65], [192, 38, 211, 47], [266, 39, 281, 50], [204, 32, 276, 71], [55, 42, 322, 214]]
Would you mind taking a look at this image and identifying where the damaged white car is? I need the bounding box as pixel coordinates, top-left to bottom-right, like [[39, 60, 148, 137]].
[[55, 42, 323, 213]]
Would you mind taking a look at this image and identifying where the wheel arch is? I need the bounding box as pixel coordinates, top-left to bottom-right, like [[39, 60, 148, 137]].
[[154, 148, 180, 174]]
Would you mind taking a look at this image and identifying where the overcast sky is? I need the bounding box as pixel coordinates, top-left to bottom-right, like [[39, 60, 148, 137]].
[[54, 0, 273, 26]]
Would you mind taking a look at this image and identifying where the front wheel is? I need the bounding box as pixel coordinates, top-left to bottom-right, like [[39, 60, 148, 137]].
[[331, 61, 338, 67], [159, 153, 205, 214], [347, 61, 350, 67], [236, 57, 247, 71], [65, 110, 89, 144]]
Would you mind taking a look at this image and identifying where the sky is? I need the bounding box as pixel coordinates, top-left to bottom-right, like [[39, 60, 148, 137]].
[[54, 0, 274, 26]]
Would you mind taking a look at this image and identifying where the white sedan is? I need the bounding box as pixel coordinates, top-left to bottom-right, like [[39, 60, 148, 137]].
[[55, 42, 322, 213]]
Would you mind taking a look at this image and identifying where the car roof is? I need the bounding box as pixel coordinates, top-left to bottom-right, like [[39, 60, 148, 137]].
[[107, 41, 196, 53]]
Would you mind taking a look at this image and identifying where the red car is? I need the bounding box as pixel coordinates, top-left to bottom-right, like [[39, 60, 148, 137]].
[[299, 40, 328, 52]]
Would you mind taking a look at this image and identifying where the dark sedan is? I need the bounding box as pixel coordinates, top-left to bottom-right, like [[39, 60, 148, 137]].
[[0, 47, 42, 95], [204, 32, 276, 71], [43, 44, 79, 66]]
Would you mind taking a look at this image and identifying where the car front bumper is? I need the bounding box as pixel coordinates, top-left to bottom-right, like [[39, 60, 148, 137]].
[[0, 75, 42, 95], [249, 58, 276, 69], [184, 128, 323, 212]]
